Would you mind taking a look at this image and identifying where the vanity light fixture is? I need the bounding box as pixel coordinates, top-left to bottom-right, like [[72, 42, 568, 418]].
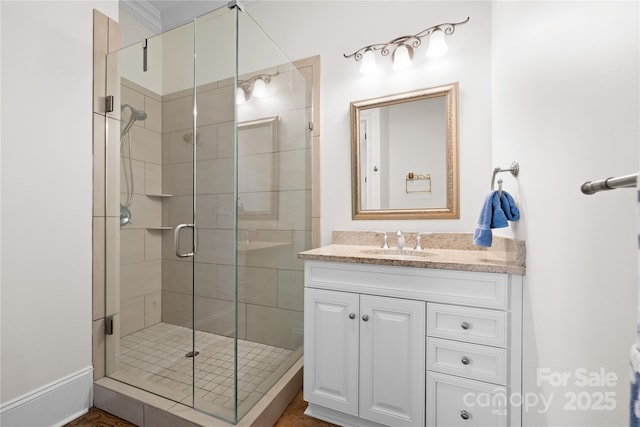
[[344, 17, 469, 74], [236, 72, 279, 104], [359, 49, 377, 75], [426, 28, 448, 58], [392, 44, 413, 71]]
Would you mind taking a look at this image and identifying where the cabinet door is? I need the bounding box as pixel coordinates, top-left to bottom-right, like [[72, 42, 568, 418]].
[[304, 288, 360, 416], [359, 295, 426, 427]]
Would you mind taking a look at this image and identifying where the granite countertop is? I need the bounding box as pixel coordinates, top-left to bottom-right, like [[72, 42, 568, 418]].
[[297, 231, 526, 275]]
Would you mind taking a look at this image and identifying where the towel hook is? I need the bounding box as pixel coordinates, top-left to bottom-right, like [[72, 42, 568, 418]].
[[491, 161, 519, 191]]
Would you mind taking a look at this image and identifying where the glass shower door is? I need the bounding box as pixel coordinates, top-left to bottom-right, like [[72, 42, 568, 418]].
[[105, 18, 197, 408], [192, 4, 312, 422]]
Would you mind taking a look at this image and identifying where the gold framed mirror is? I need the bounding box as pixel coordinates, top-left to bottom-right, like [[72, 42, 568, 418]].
[[351, 82, 459, 220]]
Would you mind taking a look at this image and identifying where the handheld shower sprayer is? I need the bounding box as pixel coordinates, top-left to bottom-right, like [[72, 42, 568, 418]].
[[119, 104, 148, 227], [121, 104, 148, 138]]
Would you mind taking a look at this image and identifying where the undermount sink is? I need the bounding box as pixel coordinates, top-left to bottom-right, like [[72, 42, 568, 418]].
[[361, 248, 434, 259]]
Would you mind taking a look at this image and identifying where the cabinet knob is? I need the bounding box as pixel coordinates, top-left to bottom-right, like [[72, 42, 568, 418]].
[[349, 312, 356, 319], [461, 356, 470, 365], [460, 410, 470, 420], [362, 314, 369, 321], [460, 321, 470, 330]]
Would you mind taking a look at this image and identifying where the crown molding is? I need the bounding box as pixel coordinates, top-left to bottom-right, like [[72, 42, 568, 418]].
[[120, 0, 162, 34]]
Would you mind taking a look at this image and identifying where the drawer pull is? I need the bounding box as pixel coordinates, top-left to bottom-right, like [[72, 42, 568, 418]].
[[362, 314, 369, 321], [461, 356, 470, 365], [460, 410, 470, 420], [460, 321, 470, 330]]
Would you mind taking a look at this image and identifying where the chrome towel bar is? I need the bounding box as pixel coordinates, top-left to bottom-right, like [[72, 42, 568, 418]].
[[581, 173, 638, 195], [491, 161, 520, 191]]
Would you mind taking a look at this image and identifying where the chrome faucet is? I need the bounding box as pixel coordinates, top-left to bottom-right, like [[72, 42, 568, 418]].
[[396, 230, 406, 250]]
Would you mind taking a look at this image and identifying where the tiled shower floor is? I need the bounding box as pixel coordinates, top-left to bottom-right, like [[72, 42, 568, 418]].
[[109, 322, 301, 420]]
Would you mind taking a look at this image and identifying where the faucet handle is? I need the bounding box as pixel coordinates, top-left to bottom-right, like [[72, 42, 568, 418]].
[[414, 234, 423, 251], [414, 232, 430, 251], [396, 230, 405, 250], [376, 231, 389, 249]]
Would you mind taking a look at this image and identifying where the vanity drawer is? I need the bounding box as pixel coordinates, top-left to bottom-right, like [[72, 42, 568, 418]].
[[427, 303, 507, 348], [427, 371, 507, 427], [427, 337, 507, 385]]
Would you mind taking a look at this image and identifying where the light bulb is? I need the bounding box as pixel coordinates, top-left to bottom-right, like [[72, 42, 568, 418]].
[[426, 29, 448, 58], [392, 44, 413, 71], [252, 78, 267, 98], [236, 87, 247, 104], [359, 49, 377, 75]]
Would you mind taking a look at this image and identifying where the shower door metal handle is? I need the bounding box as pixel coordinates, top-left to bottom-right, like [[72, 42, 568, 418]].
[[174, 223, 196, 258]]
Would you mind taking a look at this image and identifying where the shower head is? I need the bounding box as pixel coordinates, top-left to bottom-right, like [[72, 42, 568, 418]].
[[131, 109, 147, 121], [120, 104, 147, 137]]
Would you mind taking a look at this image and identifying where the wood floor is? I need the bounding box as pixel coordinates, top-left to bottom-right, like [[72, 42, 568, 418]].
[[65, 407, 136, 427], [64, 390, 337, 427], [273, 390, 336, 427]]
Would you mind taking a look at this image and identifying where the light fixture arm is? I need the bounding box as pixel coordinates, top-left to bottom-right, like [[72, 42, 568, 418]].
[[343, 17, 470, 62], [237, 71, 279, 101]]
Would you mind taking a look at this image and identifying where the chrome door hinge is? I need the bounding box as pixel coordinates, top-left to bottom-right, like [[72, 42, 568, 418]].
[[105, 95, 114, 113], [105, 315, 114, 335]]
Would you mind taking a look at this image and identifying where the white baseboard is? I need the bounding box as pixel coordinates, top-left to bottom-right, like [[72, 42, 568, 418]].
[[0, 366, 93, 427]]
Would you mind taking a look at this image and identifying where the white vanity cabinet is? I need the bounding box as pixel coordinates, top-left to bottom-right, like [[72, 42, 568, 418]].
[[302, 260, 523, 427], [305, 288, 425, 427]]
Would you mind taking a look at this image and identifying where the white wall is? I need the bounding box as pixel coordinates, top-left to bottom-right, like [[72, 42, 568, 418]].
[[247, 1, 492, 241], [118, 6, 165, 96], [492, 2, 639, 425], [0, 0, 118, 410], [120, 7, 155, 48], [248, 1, 639, 425]]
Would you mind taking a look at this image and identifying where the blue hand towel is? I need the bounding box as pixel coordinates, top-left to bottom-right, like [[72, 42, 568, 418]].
[[473, 191, 501, 247], [500, 191, 520, 221], [473, 190, 519, 247]]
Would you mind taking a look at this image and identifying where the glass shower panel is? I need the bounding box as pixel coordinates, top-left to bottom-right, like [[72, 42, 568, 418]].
[[105, 20, 196, 407], [190, 6, 239, 422], [205, 5, 311, 420]]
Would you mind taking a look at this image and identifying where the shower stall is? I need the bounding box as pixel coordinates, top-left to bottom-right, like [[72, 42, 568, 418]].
[[100, 4, 314, 423]]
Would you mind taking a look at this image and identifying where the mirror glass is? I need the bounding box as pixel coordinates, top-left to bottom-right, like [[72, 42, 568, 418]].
[[238, 116, 279, 219], [351, 83, 459, 219]]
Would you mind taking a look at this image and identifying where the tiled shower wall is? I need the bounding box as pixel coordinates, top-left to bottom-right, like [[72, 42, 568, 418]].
[[119, 79, 164, 337], [160, 62, 316, 351]]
